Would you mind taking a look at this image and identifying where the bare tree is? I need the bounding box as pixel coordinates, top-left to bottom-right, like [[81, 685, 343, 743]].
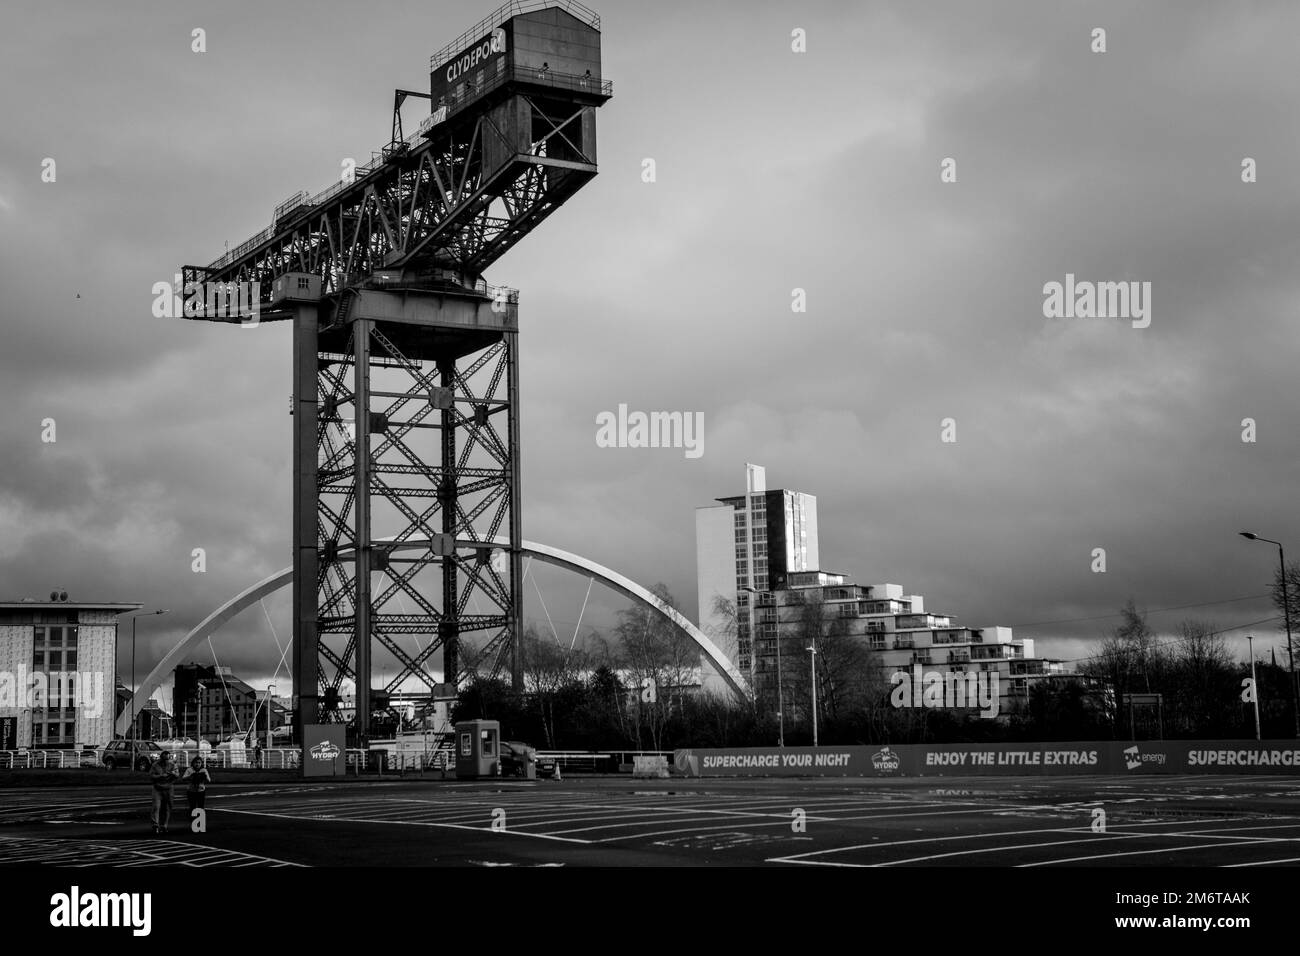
[[1268, 559, 1300, 627], [520, 625, 588, 749], [1168, 619, 1234, 735], [615, 583, 700, 751], [1081, 601, 1169, 737], [782, 589, 872, 731], [708, 593, 740, 661]]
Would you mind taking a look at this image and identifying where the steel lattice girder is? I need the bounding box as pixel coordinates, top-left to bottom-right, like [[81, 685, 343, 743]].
[[308, 313, 521, 729], [182, 96, 600, 321]]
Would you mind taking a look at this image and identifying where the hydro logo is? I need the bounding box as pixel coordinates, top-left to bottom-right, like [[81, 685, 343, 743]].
[[872, 746, 901, 773], [310, 740, 341, 761]]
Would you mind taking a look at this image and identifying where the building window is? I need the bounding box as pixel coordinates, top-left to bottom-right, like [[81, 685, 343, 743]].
[[33, 625, 79, 745]]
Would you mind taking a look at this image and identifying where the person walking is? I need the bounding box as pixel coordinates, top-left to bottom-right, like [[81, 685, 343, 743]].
[[149, 751, 179, 834], [183, 755, 211, 819]]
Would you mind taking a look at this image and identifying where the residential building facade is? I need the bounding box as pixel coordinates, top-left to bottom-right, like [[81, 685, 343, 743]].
[[752, 570, 1066, 716], [173, 664, 270, 742], [695, 466, 1065, 716], [695, 463, 818, 676], [0, 593, 141, 749]]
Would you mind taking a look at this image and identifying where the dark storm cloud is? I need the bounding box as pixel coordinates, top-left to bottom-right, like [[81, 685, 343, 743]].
[[2, 0, 1297, 698]]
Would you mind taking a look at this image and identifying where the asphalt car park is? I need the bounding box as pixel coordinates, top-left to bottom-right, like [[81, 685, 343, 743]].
[[0, 773, 1296, 868]]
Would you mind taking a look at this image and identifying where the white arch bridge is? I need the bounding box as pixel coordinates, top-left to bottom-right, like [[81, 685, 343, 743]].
[[117, 536, 750, 735]]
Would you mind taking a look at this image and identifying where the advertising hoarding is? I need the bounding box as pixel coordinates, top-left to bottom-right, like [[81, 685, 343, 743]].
[[673, 740, 1300, 778], [302, 724, 346, 778]]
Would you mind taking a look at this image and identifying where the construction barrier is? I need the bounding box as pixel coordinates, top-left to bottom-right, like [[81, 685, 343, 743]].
[[672, 740, 1300, 778]]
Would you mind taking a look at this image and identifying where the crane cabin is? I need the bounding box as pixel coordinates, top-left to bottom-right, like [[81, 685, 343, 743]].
[[425, 1, 608, 175]]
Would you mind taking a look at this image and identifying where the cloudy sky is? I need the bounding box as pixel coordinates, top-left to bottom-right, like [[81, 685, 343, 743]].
[[2, 0, 1298, 706]]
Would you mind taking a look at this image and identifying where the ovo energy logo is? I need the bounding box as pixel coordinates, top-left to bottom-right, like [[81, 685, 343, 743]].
[[1123, 745, 1166, 771]]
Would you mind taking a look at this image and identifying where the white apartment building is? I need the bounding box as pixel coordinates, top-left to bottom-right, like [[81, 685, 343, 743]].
[[694, 466, 1066, 715], [753, 570, 1066, 717], [696, 463, 818, 680]]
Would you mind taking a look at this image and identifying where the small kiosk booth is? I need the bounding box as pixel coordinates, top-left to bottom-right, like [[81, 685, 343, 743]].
[[454, 719, 501, 779]]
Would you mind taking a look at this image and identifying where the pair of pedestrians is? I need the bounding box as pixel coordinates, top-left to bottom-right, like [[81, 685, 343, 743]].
[[149, 752, 211, 834]]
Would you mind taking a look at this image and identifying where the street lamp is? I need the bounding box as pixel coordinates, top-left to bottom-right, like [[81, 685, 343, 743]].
[[127, 609, 169, 770], [190, 681, 206, 751], [806, 644, 818, 748], [1246, 635, 1261, 741], [1240, 532, 1300, 736], [740, 585, 783, 747], [266, 683, 276, 764]]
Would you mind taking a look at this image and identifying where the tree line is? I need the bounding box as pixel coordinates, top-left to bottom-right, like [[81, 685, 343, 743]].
[[448, 586, 1298, 748]]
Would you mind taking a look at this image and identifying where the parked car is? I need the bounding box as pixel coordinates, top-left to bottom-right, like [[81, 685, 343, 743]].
[[100, 739, 165, 771], [500, 740, 556, 778]]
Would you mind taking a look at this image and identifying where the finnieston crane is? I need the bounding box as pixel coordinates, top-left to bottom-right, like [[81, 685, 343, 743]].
[[180, 1, 612, 743]]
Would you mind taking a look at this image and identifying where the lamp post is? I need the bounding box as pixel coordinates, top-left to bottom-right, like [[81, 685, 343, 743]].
[[127, 609, 169, 770], [806, 644, 818, 748], [267, 683, 276, 765], [1240, 532, 1300, 736], [189, 681, 206, 753], [740, 586, 783, 747], [1247, 635, 1261, 741]]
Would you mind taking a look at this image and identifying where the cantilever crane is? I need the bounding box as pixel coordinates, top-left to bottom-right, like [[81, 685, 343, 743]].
[[180, 0, 611, 743]]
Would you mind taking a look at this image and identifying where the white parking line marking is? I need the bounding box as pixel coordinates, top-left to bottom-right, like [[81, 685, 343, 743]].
[[1021, 839, 1274, 866], [214, 806, 595, 844]]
